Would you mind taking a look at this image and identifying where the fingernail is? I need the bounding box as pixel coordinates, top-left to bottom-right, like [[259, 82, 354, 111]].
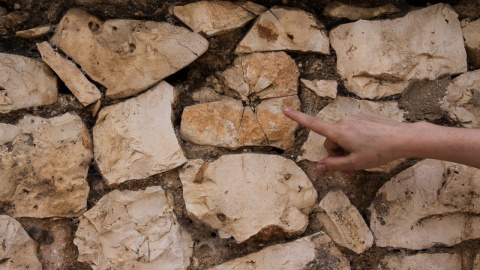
[[316, 163, 327, 172], [284, 107, 293, 113]]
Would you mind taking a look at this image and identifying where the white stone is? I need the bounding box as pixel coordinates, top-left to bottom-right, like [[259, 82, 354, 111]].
[[235, 7, 330, 54], [179, 154, 317, 243], [0, 53, 58, 113], [16, 25, 52, 38], [323, 2, 400, 20], [378, 253, 461, 270], [0, 113, 91, 218], [74, 186, 193, 270], [330, 4, 467, 99], [368, 159, 480, 249], [93, 81, 187, 186], [461, 18, 480, 68], [301, 79, 337, 99], [51, 8, 208, 99]]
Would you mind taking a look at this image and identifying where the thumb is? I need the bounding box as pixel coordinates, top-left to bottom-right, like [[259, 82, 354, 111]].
[[317, 155, 356, 172]]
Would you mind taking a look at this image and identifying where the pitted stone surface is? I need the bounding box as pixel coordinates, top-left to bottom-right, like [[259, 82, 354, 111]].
[[51, 8, 208, 99], [0, 113, 91, 218], [93, 81, 187, 186], [330, 4, 467, 99], [74, 186, 193, 270], [368, 159, 480, 249], [462, 19, 480, 68], [179, 154, 317, 243], [301, 79, 337, 99], [378, 253, 461, 270], [323, 2, 400, 20]]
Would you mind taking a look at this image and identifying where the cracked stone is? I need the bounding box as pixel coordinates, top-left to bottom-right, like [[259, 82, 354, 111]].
[[93, 81, 187, 186], [461, 19, 480, 68], [37, 41, 101, 106], [51, 8, 208, 99], [0, 53, 58, 113], [74, 186, 193, 270], [323, 2, 400, 21], [235, 7, 330, 54], [301, 79, 337, 99], [16, 25, 52, 38], [368, 159, 480, 249], [179, 154, 317, 243], [172, 1, 266, 36], [0, 113, 91, 218], [330, 4, 467, 99], [378, 253, 461, 270]]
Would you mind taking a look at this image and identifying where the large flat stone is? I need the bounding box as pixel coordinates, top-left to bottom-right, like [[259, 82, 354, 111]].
[[378, 253, 461, 270], [323, 2, 400, 20], [330, 4, 467, 99], [461, 18, 480, 68]]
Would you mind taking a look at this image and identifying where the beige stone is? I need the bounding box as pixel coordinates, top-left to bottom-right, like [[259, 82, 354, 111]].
[[210, 232, 350, 269], [301, 79, 337, 99], [0, 53, 57, 113], [93, 81, 186, 186], [37, 41, 101, 106], [330, 4, 467, 99], [368, 159, 480, 249], [378, 253, 461, 270], [51, 9, 208, 99], [0, 215, 42, 270], [75, 186, 193, 270], [236, 0, 267, 15], [16, 24, 52, 38], [316, 190, 373, 254], [191, 87, 226, 103], [461, 19, 480, 68], [323, 2, 400, 20], [235, 7, 329, 54], [173, 1, 266, 36], [179, 154, 317, 243], [0, 113, 91, 218], [442, 69, 480, 128], [474, 252, 480, 269]]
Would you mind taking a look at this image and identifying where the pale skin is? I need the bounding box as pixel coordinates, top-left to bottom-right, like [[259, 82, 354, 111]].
[[283, 108, 480, 173]]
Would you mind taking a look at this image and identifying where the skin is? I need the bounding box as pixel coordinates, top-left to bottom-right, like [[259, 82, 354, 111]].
[[284, 108, 480, 172]]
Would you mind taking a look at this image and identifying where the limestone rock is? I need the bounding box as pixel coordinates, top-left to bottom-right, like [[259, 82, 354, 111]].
[[210, 232, 350, 269], [235, 7, 329, 54], [172, 1, 266, 36], [442, 69, 480, 128], [461, 19, 480, 68], [93, 81, 187, 185], [0, 215, 42, 270], [74, 186, 193, 270], [301, 79, 337, 99], [16, 24, 52, 38], [0, 113, 91, 218], [37, 41, 101, 106], [316, 190, 373, 254], [298, 97, 405, 173], [179, 154, 317, 243], [0, 53, 58, 113], [378, 253, 461, 270], [237, 0, 267, 15], [51, 8, 208, 99], [368, 159, 480, 249], [323, 2, 400, 20], [330, 4, 467, 99]]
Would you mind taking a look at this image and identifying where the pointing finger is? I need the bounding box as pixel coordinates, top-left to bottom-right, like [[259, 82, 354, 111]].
[[284, 108, 335, 138]]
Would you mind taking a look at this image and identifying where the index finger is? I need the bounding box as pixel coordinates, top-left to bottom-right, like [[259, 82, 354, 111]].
[[284, 108, 335, 138]]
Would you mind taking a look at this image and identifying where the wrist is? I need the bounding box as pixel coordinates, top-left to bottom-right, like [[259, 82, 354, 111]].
[[392, 121, 432, 159]]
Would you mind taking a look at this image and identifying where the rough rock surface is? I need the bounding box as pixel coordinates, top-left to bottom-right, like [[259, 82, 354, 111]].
[[301, 79, 337, 99], [0, 113, 91, 218], [442, 69, 480, 128], [235, 7, 329, 54], [16, 25, 52, 38], [368, 159, 480, 249], [0, 53, 58, 113], [74, 186, 193, 270], [51, 8, 208, 99], [37, 41, 101, 106], [172, 1, 266, 36], [0, 215, 42, 270], [179, 155, 317, 243], [93, 81, 187, 186], [210, 232, 350, 269], [323, 2, 400, 20], [461, 19, 480, 68], [330, 4, 467, 99], [316, 190, 373, 254], [378, 253, 461, 270], [298, 97, 405, 172]]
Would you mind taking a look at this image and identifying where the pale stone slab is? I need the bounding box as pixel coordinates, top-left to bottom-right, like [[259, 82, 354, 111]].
[[378, 253, 461, 270], [235, 7, 330, 54], [316, 190, 373, 254], [51, 9, 208, 99], [37, 41, 101, 106], [93, 81, 187, 185], [301, 79, 337, 99], [330, 4, 467, 99], [0, 53, 58, 113], [462, 19, 480, 68], [16, 24, 52, 38], [74, 186, 193, 270], [179, 154, 317, 243], [323, 2, 400, 20], [368, 159, 480, 249], [0, 215, 42, 270], [0, 113, 91, 218]]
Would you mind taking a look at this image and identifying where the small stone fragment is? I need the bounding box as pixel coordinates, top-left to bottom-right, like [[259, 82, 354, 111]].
[[461, 19, 480, 68], [0, 7, 7, 16], [0, 53, 58, 113], [378, 253, 461, 270], [210, 232, 350, 269], [75, 186, 193, 270], [0, 11, 29, 35], [192, 87, 227, 103], [474, 252, 480, 269], [323, 2, 400, 20], [16, 24, 52, 38], [179, 154, 317, 243], [37, 41, 101, 106], [235, 7, 330, 54], [368, 159, 480, 249], [301, 79, 337, 99], [91, 100, 101, 117]]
